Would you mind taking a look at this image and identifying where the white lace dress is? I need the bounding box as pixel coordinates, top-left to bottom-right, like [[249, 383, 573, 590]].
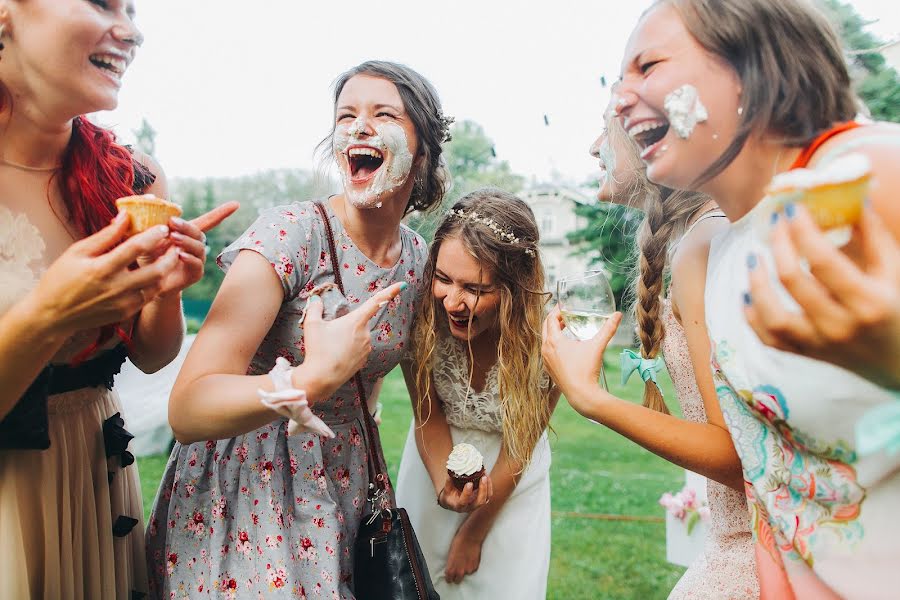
[[395, 334, 552, 599]]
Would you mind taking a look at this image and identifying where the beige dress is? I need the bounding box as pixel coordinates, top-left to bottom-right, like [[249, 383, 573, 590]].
[[661, 298, 759, 599], [0, 205, 147, 599], [659, 211, 759, 599]]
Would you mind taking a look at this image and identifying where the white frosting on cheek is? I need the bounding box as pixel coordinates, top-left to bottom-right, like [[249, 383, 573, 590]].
[[377, 122, 414, 189], [664, 84, 709, 139], [333, 125, 351, 156], [335, 119, 415, 209]]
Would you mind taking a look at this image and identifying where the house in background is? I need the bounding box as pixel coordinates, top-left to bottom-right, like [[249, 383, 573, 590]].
[[520, 183, 636, 346], [520, 184, 594, 291]]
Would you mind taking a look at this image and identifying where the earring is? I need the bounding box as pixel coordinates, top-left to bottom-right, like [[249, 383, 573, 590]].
[[737, 106, 744, 116]]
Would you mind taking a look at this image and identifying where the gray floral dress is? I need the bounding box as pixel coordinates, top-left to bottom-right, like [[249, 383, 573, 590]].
[[145, 200, 427, 599]]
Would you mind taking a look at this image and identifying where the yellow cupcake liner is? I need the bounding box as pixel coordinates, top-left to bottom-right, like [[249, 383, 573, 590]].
[[116, 195, 182, 235], [799, 176, 869, 230]]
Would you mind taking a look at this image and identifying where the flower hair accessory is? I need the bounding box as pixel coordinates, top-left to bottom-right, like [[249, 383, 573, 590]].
[[439, 113, 455, 144], [447, 208, 537, 256]]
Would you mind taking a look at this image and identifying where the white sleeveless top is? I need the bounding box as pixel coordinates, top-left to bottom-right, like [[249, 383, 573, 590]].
[[704, 133, 900, 598]]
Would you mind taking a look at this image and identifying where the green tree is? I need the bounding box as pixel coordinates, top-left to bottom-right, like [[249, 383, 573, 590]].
[[566, 196, 641, 307], [821, 0, 900, 122], [407, 120, 525, 241], [132, 118, 157, 156], [172, 168, 332, 307]]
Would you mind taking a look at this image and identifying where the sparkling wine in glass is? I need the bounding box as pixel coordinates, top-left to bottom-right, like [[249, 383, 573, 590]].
[[557, 270, 617, 390]]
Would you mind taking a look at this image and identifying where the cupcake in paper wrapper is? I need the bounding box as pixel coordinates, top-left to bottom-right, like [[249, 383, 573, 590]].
[[115, 194, 182, 236], [765, 153, 871, 245]]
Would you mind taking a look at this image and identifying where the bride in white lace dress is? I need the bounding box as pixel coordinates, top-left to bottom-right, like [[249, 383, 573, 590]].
[[396, 189, 559, 599]]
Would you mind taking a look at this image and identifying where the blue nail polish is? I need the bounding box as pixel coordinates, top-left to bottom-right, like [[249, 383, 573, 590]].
[[743, 292, 752, 306], [309, 295, 322, 303], [784, 203, 796, 220], [746, 253, 757, 270], [770, 212, 779, 225]]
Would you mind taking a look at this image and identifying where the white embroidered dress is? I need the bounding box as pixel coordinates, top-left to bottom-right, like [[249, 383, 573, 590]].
[[395, 334, 552, 599], [705, 152, 900, 598]]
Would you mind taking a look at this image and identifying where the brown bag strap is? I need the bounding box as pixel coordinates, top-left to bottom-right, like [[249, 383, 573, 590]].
[[312, 201, 392, 504]]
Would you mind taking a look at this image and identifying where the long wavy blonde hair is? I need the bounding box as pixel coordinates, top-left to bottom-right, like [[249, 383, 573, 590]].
[[412, 188, 551, 468]]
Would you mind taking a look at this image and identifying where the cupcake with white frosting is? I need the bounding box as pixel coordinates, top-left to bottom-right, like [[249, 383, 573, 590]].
[[767, 153, 871, 231], [446, 443, 486, 491]]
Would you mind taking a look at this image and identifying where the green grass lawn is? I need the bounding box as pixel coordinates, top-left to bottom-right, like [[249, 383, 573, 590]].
[[138, 354, 687, 599]]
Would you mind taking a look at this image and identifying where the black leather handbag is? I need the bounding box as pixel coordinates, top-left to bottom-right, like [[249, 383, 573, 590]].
[[350, 371, 439, 600], [313, 202, 439, 600]]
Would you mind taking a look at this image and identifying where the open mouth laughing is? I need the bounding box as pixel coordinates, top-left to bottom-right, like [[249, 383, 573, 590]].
[[90, 52, 128, 81], [448, 312, 475, 331], [346, 145, 385, 183], [627, 118, 670, 160]]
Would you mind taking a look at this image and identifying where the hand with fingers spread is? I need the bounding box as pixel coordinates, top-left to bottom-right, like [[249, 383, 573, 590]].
[[437, 474, 493, 513], [541, 306, 624, 416], [744, 204, 900, 389], [293, 282, 408, 402], [27, 210, 180, 337]]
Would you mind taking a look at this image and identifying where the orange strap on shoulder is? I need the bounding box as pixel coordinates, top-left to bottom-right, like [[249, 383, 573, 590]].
[[789, 121, 861, 169]]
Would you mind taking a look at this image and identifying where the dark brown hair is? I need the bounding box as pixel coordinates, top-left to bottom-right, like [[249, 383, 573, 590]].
[[659, 0, 858, 184]]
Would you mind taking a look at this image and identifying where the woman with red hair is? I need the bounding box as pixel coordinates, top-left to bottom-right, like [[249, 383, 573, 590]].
[[0, 2, 232, 598]]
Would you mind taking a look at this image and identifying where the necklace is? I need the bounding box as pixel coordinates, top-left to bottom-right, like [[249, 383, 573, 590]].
[[0, 156, 62, 172]]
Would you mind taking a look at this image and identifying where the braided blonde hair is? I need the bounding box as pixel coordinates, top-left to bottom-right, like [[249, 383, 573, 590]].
[[606, 113, 713, 413]]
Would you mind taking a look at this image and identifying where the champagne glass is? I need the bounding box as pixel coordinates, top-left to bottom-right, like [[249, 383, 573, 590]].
[[556, 270, 617, 390]]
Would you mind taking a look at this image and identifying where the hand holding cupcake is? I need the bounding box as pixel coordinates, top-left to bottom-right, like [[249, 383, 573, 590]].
[[437, 443, 493, 512], [116, 195, 240, 298], [744, 154, 900, 390]]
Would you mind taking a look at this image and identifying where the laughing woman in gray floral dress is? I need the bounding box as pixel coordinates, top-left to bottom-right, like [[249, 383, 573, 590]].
[[145, 61, 451, 599]]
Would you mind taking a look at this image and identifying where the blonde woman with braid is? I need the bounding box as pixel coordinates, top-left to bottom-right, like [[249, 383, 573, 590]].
[[396, 188, 559, 599], [542, 103, 758, 598]]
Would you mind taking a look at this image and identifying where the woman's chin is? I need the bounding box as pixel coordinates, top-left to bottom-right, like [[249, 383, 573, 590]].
[[596, 183, 613, 204]]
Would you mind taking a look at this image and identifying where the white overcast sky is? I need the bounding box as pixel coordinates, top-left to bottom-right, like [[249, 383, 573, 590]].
[[97, 0, 900, 189]]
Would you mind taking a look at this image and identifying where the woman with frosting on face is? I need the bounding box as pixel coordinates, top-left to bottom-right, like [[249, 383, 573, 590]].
[[610, 0, 900, 597], [146, 61, 451, 599], [543, 92, 758, 598], [0, 1, 234, 598]]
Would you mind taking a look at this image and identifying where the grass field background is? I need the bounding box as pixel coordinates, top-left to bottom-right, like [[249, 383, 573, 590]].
[[138, 353, 688, 599]]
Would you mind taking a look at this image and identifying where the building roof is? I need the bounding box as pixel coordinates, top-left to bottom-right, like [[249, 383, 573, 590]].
[[520, 184, 594, 206]]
